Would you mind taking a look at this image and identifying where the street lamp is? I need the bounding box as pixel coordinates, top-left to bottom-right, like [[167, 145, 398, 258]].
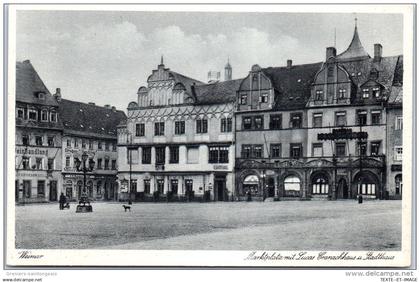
[[75, 152, 95, 213]]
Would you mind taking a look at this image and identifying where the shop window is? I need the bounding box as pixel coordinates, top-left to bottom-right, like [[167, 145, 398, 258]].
[[312, 175, 329, 194], [358, 183, 376, 195]]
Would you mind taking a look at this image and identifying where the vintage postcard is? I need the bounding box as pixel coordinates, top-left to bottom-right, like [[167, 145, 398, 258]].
[[4, 4, 415, 267]]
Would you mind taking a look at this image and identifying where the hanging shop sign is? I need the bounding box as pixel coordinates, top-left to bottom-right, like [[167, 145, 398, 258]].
[[318, 128, 368, 141]]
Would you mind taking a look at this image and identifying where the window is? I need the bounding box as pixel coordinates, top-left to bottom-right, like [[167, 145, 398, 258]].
[[312, 143, 323, 157], [174, 121, 185, 135], [357, 142, 367, 156], [169, 146, 179, 164], [290, 113, 302, 128], [312, 113, 323, 128], [127, 149, 138, 164], [372, 87, 381, 98], [154, 122, 165, 136], [135, 123, 145, 137], [82, 139, 86, 149], [28, 109, 37, 121], [358, 183, 376, 195], [395, 146, 403, 161], [254, 116, 263, 129], [315, 90, 323, 101], [89, 140, 93, 150], [208, 146, 229, 163], [23, 180, 31, 198], [243, 117, 252, 130], [260, 93, 268, 103], [221, 117, 232, 132], [105, 142, 110, 151], [35, 136, 43, 146], [50, 112, 57, 122], [41, 110, 48, 121], [357, 110, 367, 125], [312, 176, 329, 194], [112, 143, 116, 151], [37, 180, 45, 197], [171, 179, 178, 194], [98, 142, 102, 150], [47, 158, 54, 170], [370, 141, 381, 156], [111, 160, 116, 170], [142, 147, 151, 164], [187, 146, 199, 163], [22, 135, 29, 146], [37, 92, 45, 100], [97, 159, 102, 169], [196, 119, 208, 134], [335, 112, 347, 126], [35, 158, 43, 169], [22, 157, 29, 169], [395, 116, 403, 130], [240, 94, 247, 105], [270, 144, 281, 158], [338, 88, 346, 99], [75, 139, 79, 148], [290, 144, 303, 158], [253, 145, 263, 158], [335, 142, 346, 157], [65, 156, 71, 167], [155, 147, 166, 165], [17, 108, 24, 119], [144, 180, 151, 194], [104, 159, 109, 170], [269, 115, 282, 129], [371, 110, 381, 125], [241, 145, 252, 158], [362, 88, 370, 98]]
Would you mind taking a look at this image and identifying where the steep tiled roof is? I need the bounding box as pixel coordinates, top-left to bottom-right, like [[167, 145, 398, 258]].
[[58, 99, 126, 139], [193, 79, 242, 104], [388, 86, 403, 105], [169, 71, 205, 96], [16, 60, 58, 106], [336, 26, 370, 61], [262, 63, 323, 110]]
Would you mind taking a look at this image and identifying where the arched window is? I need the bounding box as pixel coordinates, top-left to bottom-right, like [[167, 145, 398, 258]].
[[356, 173, 377, 195], [395, 174, 402, 195], [243, 175, 259, 196], [312, 175, 329, 194], [284, 176, 300, 197]]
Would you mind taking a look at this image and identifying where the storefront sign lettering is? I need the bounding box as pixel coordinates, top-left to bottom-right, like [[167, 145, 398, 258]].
[[16, 147, 48, 156], [214, 165, 228, 170]]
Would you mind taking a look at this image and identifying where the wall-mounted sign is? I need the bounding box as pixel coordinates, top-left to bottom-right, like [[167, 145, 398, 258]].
[[318, 128, 368, 141], [16, 147, 48, 156], [213, 165, 228, 170], [17, 172, 46, 178]]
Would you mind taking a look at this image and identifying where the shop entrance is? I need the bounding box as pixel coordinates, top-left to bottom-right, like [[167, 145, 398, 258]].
[[215, 174, 227, 201], [49, 180, 57, 201]]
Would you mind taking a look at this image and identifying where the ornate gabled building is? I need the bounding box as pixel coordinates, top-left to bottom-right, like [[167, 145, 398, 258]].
[[15, 60, 63, 203], [235, 24, 403, 201], [117, 59, 240, 201]]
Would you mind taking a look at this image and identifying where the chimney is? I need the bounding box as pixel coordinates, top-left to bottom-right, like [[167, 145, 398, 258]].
[[326, 47, 337, 60], [104, 104, 110, 109], [54, 88, 61, 102], [374, 44, 383, 62], [111, 106, 116, 112], [287, 59, 292, 68], [88, 102, 95, 105]]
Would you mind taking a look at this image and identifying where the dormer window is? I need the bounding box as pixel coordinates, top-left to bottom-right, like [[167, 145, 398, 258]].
[[36, 92, 45, 100], [50, 112, 57, 122], [362, 88, 370, 99], [240, 94, 247, 105], [372, 87, 381, 98], [41, 110, 48, 121], [315, 90, 323, 101], [338, 89, 346, 99], [259, 93, 268, 103]]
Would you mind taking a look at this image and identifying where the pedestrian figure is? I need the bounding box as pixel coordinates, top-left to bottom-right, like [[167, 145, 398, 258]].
[[59, 192, 66, 210], [358, 194, 363, 204]]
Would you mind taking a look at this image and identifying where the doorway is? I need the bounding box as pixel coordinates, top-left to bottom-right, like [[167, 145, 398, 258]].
[[267, 177, 275, 197], [338, 178, 348, 199], [49, 180, 57, 201], [215, 175, 227, 201]]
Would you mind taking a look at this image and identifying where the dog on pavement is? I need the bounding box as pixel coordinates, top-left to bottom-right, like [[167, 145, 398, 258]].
[[122, 205, 131, 212]]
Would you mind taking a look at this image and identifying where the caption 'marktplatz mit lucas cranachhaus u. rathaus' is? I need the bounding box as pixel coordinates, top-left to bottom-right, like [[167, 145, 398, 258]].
[[14, 23, 403, 204]]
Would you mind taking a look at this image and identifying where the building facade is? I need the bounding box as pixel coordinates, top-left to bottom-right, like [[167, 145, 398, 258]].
[[58, 99, 126, 201], [15, 60, 63, 203], [234, 25, 403, 201], [118, 59, 239, 201]]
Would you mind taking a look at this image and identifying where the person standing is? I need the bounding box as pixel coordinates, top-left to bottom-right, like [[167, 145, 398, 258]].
[[59, 192, 66, 210]]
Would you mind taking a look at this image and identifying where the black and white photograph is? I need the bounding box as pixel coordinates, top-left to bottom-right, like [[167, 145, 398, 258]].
[[4, 4, 415, 270]]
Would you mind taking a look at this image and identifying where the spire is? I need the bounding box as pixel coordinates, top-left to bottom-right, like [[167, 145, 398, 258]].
[[225, 56, 231, 68], [224, 57, 232, 81], [336, 19, 370, 60]]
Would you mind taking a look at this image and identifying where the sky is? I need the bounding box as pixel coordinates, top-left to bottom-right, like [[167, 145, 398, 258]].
[[16, 10, 403, 112]]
